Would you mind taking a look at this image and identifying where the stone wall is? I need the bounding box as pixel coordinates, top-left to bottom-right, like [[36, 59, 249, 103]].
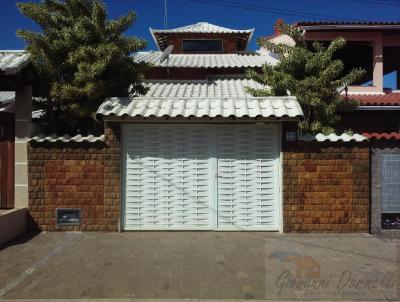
[[27, 124, 121, 231], [283, 143, 370, 232], [371, 142, 400, 239], [28, 122, 373, 233]]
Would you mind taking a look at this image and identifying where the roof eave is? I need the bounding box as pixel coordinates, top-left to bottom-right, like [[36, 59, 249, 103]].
[[356, 105, 400, 110], [149, 27, 161, 51], [245, 28, 255, 50], [298, 25, 400, 31]]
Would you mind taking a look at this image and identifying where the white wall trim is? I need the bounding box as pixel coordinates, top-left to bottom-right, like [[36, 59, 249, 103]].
[[277, 122, 284, 233]]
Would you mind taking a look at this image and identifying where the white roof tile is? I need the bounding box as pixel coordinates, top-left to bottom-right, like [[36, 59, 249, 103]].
[[150, 22, 253, 34], [132, 51, 278, 68], [0, 91, 15, 106], [30, 134, 105, 143], [298, 133, 368, 142], [0, 92, 44, 118], [96, 96, 303, 120], [143, 78, 264, 98], [0, 51, 30, 75]]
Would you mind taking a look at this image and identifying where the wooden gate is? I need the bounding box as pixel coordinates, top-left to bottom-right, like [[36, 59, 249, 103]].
[[0, 112, 14, 209]]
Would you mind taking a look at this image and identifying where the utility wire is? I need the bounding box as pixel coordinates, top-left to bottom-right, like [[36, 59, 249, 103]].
[[188, 0, 365, 21], [345, 0, 400, 7], [368, 0, 400, 3]]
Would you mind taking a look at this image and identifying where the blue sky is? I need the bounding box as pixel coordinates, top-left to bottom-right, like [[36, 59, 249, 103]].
[[1, 0, 399, 50], [1, 0, 399, 87]]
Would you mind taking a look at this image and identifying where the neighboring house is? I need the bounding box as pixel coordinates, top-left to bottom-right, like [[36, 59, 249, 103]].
[[0, 91, 15, 209], [266, 21, 400, 236], [266, 21, 400, 134], [0, 50, 33, 210]]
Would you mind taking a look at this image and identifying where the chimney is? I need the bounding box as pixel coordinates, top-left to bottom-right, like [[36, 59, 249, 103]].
[[274, 19, 284, 34]]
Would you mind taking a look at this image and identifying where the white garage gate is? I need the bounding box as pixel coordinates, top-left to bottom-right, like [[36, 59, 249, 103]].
[[122, 123, 280, 231]]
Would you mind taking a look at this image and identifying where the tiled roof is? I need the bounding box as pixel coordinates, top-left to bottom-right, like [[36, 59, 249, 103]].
[[0, 92, 43, 118], [151, 22, 254, 34], [144, 78, 263, 98], [299, 133, 368, 142], [132, 51, 277, 68], [297, 21, 400, 26], [96, 96, 303, 120], [0, 91, 15, 106], [150, 22, 254, 51], [349, 93, 400, 106], [30, 134, 105, 143], [362, 132, 400, 140], [0, 51, 30, 75]]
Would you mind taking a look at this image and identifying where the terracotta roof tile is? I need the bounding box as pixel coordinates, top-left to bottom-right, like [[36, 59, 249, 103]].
[[362, 132, 400, 140], [348, 93, 400, 106], [297, 21, 400, 26]]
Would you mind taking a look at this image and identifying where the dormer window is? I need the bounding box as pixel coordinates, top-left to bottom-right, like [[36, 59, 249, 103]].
[[150, 22, 254, 53], [182, 39, 223, 52]]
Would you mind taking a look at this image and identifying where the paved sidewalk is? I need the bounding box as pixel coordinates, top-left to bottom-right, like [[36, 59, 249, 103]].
[[0, 232, 398, 300]]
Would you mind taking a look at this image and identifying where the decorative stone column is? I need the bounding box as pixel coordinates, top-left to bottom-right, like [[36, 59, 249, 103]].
[[14, 85, 32, 208]]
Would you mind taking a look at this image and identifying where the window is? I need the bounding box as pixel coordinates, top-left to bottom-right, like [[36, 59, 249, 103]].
[[333, 42, 373, 86], [309, 41, 373, 86], [182, 40, 223, 52]]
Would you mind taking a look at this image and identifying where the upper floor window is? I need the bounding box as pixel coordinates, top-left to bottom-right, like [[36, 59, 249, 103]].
[[182, 39, 223, 52]]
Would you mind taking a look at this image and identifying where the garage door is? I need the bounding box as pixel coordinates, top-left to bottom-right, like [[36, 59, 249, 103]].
[[123, 124, 279, 231], [216, 125, 279, 230]]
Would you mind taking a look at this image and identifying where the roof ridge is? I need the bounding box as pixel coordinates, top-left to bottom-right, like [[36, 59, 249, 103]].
[[0, 50, 27, 53], [151, 21, 253, 32]]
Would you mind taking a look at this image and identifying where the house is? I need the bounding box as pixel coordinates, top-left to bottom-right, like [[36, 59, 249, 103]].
[[266, 21, 400, 236], [266, 21, 400, 134], [0, 50, 33, 244], [0, 50, 33, 210], [94, 22, 303, 231], [27, 22, 376, 234]]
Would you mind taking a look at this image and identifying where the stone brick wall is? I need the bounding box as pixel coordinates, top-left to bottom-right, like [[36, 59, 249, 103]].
[[283, 143, 369, 232], [28, 124, 121, 231], [371, 142, 400, 239]]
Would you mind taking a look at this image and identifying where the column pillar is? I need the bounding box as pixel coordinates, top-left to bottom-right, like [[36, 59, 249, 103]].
[[373, 34, 384, 91], [14, 85, 32, 208]]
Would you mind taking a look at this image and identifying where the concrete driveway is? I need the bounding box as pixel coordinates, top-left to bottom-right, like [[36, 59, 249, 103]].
[[0, 232, 398, 301]]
